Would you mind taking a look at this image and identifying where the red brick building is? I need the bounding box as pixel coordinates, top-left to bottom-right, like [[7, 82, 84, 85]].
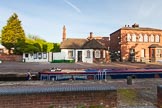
[[110, 23, 162, 62]]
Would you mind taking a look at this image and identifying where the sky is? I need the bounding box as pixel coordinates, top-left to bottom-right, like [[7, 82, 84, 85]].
[[0, 0, 162, 43]]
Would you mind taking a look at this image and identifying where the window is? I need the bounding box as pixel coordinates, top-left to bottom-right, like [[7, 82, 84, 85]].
[[141, 49, 145, 57], [95, 50, 100, 58], [155, 35, 160, 42], [132, 34, 136, 42], [34, 53, 37, 59], [150, 35, 154, 42], [144, 34, 148, 42], [68, 51, 73, 59], [86, 50, 91, 58], [38, 53, 42, 59], [156, 49, 162, 57], [139, 34, 143, 42], [127, 34, 131, 41], [43, 53, 47, 59], [0, 49, 3, 53], [25, 53, 28, 58], [103, 50, 105, 58], [130, 49, 135, 56]]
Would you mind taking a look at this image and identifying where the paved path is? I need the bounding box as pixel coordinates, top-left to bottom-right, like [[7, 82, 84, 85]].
[[0, 62, 162, 73]]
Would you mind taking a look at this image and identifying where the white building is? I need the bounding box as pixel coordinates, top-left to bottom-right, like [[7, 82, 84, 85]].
[[60, 26, 110, 63]]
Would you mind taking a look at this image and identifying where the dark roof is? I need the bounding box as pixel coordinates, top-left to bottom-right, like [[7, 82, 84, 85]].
[[60, 38, 87, 49], [82, 39, 107, 49], [60, 37, 108, 49], [96, 37, 110, 48], [0, 85, 116, 95], [149, 44, 162, 48]]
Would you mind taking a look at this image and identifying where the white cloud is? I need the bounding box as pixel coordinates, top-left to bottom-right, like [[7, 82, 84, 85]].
[[64, 0, 81, 13]]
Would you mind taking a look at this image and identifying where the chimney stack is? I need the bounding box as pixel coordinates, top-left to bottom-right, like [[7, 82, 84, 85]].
[[132, 23, 139, 28], [90, 32, 93, 40], [62, 25, 66, 41]]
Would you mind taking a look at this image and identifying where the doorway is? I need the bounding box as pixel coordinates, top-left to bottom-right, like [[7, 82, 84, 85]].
[[77, 51, 82, 62]]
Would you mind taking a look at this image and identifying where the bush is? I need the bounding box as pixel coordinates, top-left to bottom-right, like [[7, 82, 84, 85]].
[[51, 59, 75, 63]]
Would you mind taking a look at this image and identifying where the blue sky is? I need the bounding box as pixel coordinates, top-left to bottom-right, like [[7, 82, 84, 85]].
[[0, 0, 162, 43]]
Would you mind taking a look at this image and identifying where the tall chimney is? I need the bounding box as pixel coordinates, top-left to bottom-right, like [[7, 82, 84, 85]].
[[90, 32, 93, 40], [62, 25, 66, 41]]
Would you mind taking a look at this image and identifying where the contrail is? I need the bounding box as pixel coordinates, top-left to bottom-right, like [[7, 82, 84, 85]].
[[64, 0, 81, 13]]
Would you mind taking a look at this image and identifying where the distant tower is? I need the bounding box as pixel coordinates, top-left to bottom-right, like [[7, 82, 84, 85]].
[[62, 25, 66, 41]]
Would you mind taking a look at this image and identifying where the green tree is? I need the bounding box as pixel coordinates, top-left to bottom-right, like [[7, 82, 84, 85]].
[[42, 44, 47, 52], [13, 39, 26, 55], [23, 43, 40, 53], [1, 13, 25, 54], [52, 43, 60, 52], [0, 33, 1, 44]]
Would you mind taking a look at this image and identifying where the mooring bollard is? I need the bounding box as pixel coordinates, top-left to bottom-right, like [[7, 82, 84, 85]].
[[127, 76, 132, 85]]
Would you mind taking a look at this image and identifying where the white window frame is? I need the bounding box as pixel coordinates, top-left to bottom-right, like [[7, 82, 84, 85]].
[[68, 50, 73, 59], [132, 34, 136, 42], [150, 34, 154, 42], [95, 50, 100, 58], [43, 53, 47, 59], [139, 34, 143, 42], [127, 34, 131, 42], [86, 50, 91, 58], [155, 35, 160, 42], [144, 34, 148, 42]]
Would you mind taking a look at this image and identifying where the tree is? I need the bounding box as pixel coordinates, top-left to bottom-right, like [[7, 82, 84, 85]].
[[0, 33, 1, 44], [50, 43, 60, 52], [1, 13, 25, 54]]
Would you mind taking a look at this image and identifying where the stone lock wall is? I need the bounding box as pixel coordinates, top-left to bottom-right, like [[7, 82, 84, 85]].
[[0, 86, 117, 108]]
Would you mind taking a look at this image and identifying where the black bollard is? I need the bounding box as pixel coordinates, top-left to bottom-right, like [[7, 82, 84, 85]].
[[127, 76, 132, 85]]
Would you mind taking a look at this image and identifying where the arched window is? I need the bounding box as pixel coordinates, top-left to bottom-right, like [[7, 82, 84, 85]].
[[95, 50, 100, 58], [155, 35, 160, 42], [150, 34, 154, 42], [144, 34, 148, 42], [139, 34, 143, 42], [87, 50, 90, 58], [132, 34, 136, 42], [127, 34, 131, 42]]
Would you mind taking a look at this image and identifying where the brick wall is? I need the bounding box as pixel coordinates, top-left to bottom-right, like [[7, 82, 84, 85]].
[[157, 85, 162, 108], [0, 86, 117, 108], [110, 27, 162, 62], [0, 54, 22, 62]]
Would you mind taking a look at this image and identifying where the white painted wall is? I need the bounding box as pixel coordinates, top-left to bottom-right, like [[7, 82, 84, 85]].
[[53, 52, 66, 60], [23, 49, 94, 63], [61, 49, 94, 63], [61, 49, 74, 60], [83, 49, 93, 63]]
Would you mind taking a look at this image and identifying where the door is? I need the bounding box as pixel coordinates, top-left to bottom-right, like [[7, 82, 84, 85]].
[[77, 51, 82, 62]]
